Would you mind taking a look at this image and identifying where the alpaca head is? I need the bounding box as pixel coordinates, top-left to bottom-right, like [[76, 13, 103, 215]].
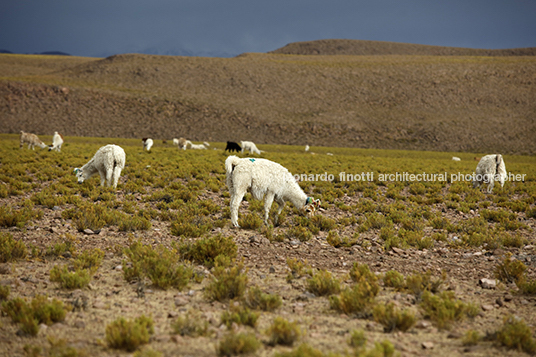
[[74, 168, 85, 184], [304, 197, 321, 217]]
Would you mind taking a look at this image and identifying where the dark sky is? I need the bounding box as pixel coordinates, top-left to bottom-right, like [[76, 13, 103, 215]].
[[1, 0, 535, 58]]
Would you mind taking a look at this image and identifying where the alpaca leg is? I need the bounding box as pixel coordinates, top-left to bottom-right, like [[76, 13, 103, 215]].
[[105, 169, 113, 187], [112, 167, 122, 189], [230, 187, 247, 228], [274, 197, 286, 226], [263, 192, 275, 225], [487, 179, 495, 193], [98, 170, 106, 186]]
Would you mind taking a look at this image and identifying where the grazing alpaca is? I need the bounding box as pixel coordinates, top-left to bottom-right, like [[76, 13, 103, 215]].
[[189, 142, 209, 150], [142, 138, 153, 151], [473, 154, 507, 193], [177, 137, 188, 150], [240, 141, 262, 155], [49, 131, 64, 152], [74, 144, 126, 189], [225, 141, 242, 153], [225, 155, 321, 228], [20, 131, 47, 150]]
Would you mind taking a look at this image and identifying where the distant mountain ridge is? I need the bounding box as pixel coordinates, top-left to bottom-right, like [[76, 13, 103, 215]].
[[1, 41, 535, 154], [0, 49, 71, 56], [270, 39, 536, 56]]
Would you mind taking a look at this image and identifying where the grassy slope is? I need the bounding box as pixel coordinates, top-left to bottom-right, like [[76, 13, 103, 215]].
[[0, 48, 535, 154]]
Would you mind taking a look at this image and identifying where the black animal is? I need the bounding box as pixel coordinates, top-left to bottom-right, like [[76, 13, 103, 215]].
[[225, 141, 242, 153]]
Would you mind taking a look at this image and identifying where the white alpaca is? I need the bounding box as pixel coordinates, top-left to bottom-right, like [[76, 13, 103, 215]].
[[176, 137, 188, 150], [173, 138, 179, 146], [20, 131, 47, 150], [225, 155, 321, 228], [240, 141, 261, 155], [473, 154, 507, 193], [305, 145, 310, 152], [49, 131, 64, 152], [74, 144, 126, 189], [189, 141, 209, 150], [142, 138, 153, 151]]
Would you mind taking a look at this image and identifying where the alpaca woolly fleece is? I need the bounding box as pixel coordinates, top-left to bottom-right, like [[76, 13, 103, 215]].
[[225, 155, 320, 227], [20, 131, 47, 150], [49, 131, 64, 152], [74, 144, 126, 189], [473, 154, 507, 193]]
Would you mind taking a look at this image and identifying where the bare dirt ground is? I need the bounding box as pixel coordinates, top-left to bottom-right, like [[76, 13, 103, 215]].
[[1, 184, 535, 357]]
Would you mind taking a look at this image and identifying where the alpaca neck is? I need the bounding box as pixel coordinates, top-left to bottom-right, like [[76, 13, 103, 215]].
[[285, 182, 308, 209]]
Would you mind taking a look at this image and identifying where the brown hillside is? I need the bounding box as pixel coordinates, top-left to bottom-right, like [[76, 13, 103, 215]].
[[1, 48, 535, 154], [270, 39, 536, 56]]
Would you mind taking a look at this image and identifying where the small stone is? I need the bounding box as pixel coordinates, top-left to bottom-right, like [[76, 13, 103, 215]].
[[83, 229, 94, 235], [421, 342, 434, 349], [168, 311, 178, 318], [504, 294, 513, 302], [392, 247, 404, 255], [496, 297, 504, 307], [479, 278, 497, 289], [114, 265, 123, 271], [73, 320, 86, 329], [174, 296, 189, 307], [415, 320, 431, 329], [481, 304, 494, 311], [269, 266, 276, 273]]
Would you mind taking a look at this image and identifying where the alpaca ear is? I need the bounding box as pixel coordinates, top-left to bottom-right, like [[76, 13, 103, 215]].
[[314, 199, 321, 208]]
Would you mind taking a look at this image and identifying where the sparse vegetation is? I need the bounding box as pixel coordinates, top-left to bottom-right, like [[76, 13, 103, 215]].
[[0, 131, 534, 356], [105, 315, 154, 352], [217, 332, 261, 356], [266, 316, 302, 346]]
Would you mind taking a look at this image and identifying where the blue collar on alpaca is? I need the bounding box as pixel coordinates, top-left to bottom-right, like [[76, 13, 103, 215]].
[[306, 197, 313, 205]]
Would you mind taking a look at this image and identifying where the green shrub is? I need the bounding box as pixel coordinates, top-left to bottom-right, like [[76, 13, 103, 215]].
[[349, 263, 378, 285], [244, 287, 282, 311], [266, 317, 301, 346], [494, 253, 526, 284], [2, 295, 68, 336], [348, 329, 367, 348], [49, 265, 91, 289], [170, 215, 212, 238], [105, 315, 154, 352], [306, 269, 341, 296], [373, 302, 416, 332], [326, 231, 358, 248], [0, 285, 10, 300], [0, 206, 39, 228], [462, 330, 481, 346], [0, 232, 27, 262], [383, 270, 405, 290], [420, 291, 477, 330], [221, 304, 259, 328], [405, 270, 446, 300], [495, 316, 536, 354], [329, 281, 378, 317], [72, 248, 104, 274], [171, 310, 209, 337], [238, 213, 263, 230], [123, 241, 194, 290], [356, 340, 395, 357], [286, 258, 313, 282], [204, 259, 248, 302], [287, 226, 313, 242], [217, 332, 261, 356], [177, 234, 237, 268], [274, 343, 323, 357]]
